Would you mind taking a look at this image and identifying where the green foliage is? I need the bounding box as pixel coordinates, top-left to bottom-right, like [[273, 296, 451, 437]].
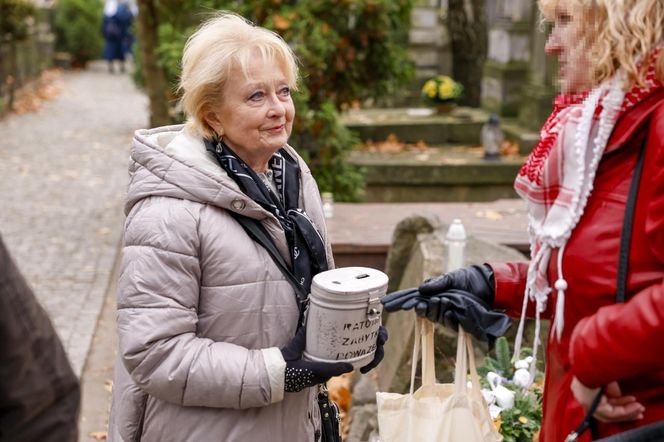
[[498, 387, 543, 442], [54, 0, 104, 66], [496, 336, 514, 377], [154, 23, 185, 84], [479, 337, 539, 381], [244, 0, 415, 110], [479, 337, 543, 442], [293, 100, 365, 199], [134, 0, 414, 201], [0, 0, 36, 41]]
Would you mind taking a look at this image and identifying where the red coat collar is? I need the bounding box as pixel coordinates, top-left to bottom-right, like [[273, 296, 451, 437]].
[[606, 88, 664, 153]]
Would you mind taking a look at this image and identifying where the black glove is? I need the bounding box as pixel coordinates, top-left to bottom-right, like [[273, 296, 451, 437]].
[[418, 264, 495, 305], [381, 287, 422, 312], [359, 326, 388, 374], [413, 289, 511, 343], [381, 264, 494, 312], [380, 265, 509, 343], [280, 327, 354, 393]]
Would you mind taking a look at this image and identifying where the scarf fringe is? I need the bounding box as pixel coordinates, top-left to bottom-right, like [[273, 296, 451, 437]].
[[513, 73, 628, 382]]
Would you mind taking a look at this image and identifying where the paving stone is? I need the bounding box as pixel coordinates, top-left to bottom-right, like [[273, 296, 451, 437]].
[[0, 61, 148, 376]]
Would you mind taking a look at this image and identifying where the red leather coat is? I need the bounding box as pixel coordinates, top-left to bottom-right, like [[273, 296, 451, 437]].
[[490, 89, 664, 442]]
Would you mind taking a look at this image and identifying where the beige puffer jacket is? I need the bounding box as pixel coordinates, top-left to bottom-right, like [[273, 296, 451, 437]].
[[108, 125, 334, 442]]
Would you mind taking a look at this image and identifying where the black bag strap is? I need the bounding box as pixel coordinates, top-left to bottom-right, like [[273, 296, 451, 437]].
[[229, 212, 309, 324], [566, 131, 649, 442], [615, 133, 648, 303], [231, 213, 341, 441]]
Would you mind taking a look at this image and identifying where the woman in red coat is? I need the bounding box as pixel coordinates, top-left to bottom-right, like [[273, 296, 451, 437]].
[[383, 0, 664, 440]]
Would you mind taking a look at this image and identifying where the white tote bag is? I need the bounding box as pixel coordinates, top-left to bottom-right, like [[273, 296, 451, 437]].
[[376, 319, 502, 442]]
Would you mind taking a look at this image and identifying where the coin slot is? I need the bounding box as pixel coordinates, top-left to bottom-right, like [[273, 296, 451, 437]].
[[355, 273, 370, 279]]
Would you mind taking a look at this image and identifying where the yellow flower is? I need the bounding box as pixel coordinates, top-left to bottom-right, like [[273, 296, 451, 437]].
[[422, 80, 437, 96], [438, 82, 454, 99], [493, 417, 502, 431], [423, 75, 461, 102], [440, 76, 453, 86], [519, 416, 529, 424]]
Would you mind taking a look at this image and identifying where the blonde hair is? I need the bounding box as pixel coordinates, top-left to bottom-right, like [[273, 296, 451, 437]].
[[539, 0, 664, 90], [179, 12, 299, 139]]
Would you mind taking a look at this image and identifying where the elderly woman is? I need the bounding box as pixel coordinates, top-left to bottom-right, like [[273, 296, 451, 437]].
[[108, 13, 385, 442], [383, 0, 664, 440]]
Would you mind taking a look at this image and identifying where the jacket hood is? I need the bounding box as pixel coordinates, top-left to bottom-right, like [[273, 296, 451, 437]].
[[127, 124, 293, 220]]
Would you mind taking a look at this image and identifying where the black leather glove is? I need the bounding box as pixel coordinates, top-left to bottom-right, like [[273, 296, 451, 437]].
[[414, 289, 511, 343], [280, 327, 354, 393], [381, 287, 422, 312], [418, 264, 495, 305], [381, 265, 510, 343], [359, 326, 388, 374], [381, 265, 494, 312]]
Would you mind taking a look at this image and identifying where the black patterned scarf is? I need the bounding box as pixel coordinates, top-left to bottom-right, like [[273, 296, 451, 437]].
[[205, 138, 328, 294]]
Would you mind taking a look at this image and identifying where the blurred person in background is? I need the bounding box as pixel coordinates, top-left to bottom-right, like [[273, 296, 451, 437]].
[[383, 0, 664, 440], [102, 0, 135, 73], [0, 235, 80, 442]]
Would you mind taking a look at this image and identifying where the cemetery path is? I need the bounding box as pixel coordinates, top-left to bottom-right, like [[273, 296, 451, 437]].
[[0, 61, 147, 376], [0, 61, 148, 440]]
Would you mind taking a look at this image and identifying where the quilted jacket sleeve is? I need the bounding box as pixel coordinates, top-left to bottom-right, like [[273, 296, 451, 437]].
[[117, 196, 284, 409], [569, 107, 664, 387]]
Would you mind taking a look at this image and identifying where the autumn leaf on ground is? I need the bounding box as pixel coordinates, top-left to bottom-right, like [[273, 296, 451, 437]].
[[328, 372, 352, 439], [359, 134, 428, 154], [414, 140, 429, 151], [11, 69, 63, 115], [104, 379, 113, 393], [500, 140, 520, 157], [89, 431, 107, 440], [476, 210, 503, 220]]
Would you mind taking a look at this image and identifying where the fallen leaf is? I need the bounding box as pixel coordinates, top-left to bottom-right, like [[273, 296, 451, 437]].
[[476, 210, 503, 220], [414, 140, 429, 151], [6, 69, 62, 116], [328, 372, 352, 438], [89, 431, 107, 440], [97, 227, 111, 236], [500, 140, 519, 157]]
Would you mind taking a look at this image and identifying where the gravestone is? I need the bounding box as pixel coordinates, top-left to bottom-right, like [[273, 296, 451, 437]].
[[346, 213, 537, 441], [481, 0, 533, 117], [405, 1, 452, 105], [518, 9, 558, 133]]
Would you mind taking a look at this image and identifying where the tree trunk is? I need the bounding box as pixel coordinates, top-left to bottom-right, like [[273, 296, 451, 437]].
[[448, 0, 487, 107], [136, 0, 170, 127]]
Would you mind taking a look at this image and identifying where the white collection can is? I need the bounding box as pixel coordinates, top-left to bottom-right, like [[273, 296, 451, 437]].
[[303, 267, 389, 368]]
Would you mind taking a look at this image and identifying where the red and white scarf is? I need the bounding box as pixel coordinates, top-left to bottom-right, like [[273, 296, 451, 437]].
[[511, 47, 663, 372]]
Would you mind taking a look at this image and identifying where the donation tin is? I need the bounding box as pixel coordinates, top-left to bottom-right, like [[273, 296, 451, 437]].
[[303, 267, 389, 368]]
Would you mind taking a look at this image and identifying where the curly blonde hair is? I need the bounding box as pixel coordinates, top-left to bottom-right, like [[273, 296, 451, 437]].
[[179, 12, 299, 139], [539, 0, 664, 90]]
